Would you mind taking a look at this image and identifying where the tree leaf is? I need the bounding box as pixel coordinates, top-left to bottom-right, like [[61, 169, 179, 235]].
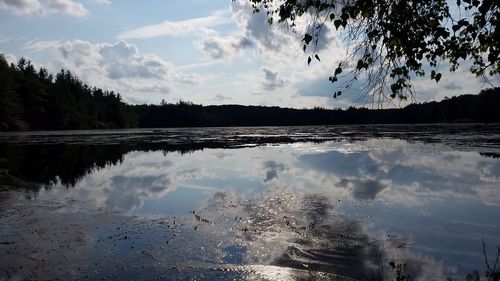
[[303, 34, 313, 45], [356, 60, 364, 70], [390, 83, 400, 94], [334, 19, 342, 30], [435, 73, 441, 82]]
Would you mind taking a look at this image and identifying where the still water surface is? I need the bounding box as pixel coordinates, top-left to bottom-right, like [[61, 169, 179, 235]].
[[1, 125, 499, 280]]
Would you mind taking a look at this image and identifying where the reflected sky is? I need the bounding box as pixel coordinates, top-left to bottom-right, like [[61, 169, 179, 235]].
[[3, 137, 500, 279]]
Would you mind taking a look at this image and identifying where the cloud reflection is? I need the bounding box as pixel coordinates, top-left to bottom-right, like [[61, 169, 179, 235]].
[[46, 154, 206, 212], [262, 161, 286, 182], [339, 178, 388, 201], [23, 138, 499, 278], [293, 143, 500, 206], [197, 189, 452, 280]]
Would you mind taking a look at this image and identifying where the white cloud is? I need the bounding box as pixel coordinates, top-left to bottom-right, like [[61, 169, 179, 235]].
[[411, 66, 499, 102], [118, 10, 231, 40], [197, 35, 253, 60], [193, 0, 496, 108], [23, 39, 200, 102], [2, 53, 17, 64], [0, 0, 88, 17], [45, 0, 87, 16], [213, 94, 232, 102], [114, 1, 350, 107], [91, 0, 109, 4], [7, 1, 492, 108], [0, 0, 41, 15], [193, 1, 345, 101], [195, 0, 304, 65], [24, 39, 62, 51], [261, 67, 285, 91]]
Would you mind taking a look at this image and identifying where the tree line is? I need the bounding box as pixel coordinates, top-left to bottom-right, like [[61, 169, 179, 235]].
[[1, 54, 499, 131], [134, 89, 499, 127], [0, 54, 137, 131]]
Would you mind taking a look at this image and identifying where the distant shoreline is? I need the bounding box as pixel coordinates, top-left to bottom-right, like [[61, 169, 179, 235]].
[[0, 122, 498, 134], [2, 56, 499, 131]]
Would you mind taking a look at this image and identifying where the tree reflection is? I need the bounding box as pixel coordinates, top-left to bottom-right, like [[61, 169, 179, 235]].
[[0, 129, 499, 279], [0, 144, 126, 188], [0, 142, 208, 191]]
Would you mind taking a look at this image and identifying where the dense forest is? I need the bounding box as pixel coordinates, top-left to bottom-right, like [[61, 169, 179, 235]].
[[0, 55, 137, 131], [134, 89, 500, 127], [1, 54, 499, 131]]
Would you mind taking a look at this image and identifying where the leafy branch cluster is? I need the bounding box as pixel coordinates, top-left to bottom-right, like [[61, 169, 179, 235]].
[[243, 0, 499, 102]]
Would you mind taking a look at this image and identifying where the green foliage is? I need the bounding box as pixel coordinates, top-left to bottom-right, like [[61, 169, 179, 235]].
[[134, 87, 500, 127], [0, 54, 137, 131], [240, 0, 499, 101], [1, 53, 499, 131]]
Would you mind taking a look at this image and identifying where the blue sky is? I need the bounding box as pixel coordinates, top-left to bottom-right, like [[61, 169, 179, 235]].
[[0, 0, 496, 108]]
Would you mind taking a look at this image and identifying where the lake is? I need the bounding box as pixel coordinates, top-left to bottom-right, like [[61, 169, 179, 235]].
[[1, 124, 499, 280]]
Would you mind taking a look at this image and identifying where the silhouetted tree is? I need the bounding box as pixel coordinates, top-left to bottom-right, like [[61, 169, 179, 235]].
[[0, 54, 137, 131], [1, 54, 499, 131], [133, 88, 500, 128], [240, 0, 499, 101]]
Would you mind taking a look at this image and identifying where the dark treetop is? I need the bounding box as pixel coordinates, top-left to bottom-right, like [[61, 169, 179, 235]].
[[1, 54, 499, 131], [242, 0, 499, 100]]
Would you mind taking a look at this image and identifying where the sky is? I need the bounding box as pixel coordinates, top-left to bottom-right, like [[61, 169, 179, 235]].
[[0, 0, 497, 108]]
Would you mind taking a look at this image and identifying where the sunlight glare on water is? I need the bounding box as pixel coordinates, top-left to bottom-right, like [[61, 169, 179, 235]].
[[1, 125, 499, 280]]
